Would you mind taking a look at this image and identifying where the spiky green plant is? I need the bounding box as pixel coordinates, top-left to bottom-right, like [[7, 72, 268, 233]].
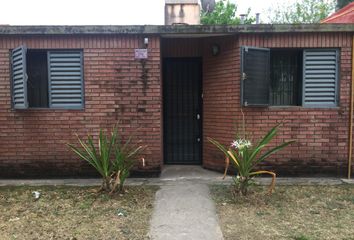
[[208, 124, 295, 196], [111, 134, 145, 193], [68, 126, 145, 193], [68, 128, 117, 191]]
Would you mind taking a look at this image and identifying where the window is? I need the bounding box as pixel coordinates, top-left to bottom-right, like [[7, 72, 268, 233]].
[[270, 50, 302, 106], [241, 46, 339, 108], [27, 50, 49, 108], [11, 45, 84, 109]]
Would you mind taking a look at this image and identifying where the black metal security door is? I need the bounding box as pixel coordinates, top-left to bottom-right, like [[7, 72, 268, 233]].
[[163, 58, 202, 164]]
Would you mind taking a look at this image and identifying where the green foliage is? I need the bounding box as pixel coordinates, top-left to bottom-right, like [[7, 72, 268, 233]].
[[112, 134, 145, 192], [337, 0, 354, 9], [68, 128, 117, 190], [68, 125, 145, 193], [208, 119, 295, 196], [201, 0, 255, 25], [268, 0, 336, 24]]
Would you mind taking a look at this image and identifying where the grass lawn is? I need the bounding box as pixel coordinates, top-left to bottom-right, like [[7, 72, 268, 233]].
[[211, 184, 354, 240], [0, 185, 158, 240]]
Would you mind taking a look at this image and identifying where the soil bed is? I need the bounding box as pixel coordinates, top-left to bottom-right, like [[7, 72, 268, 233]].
[[0, 185, 158, 240], [210, 184, 354, 240]]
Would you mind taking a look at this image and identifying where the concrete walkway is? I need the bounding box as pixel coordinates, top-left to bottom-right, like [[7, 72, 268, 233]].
[[149, 182, 223, 240], [0, 166, 349, 186], [149, 166, 224, 240]]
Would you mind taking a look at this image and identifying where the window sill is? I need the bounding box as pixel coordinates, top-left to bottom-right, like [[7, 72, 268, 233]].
[[12, 107, 85, 111], [267, 105, 341, 111]]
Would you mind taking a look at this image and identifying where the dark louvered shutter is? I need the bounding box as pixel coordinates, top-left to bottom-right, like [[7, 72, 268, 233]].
[[303, 49, 338, 107], [241, 46, 270, 106], [48, 51, 84, 109], [11, 45, 28, 109]]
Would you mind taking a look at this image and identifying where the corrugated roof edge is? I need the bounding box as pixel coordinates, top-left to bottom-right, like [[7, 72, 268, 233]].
[[0, 24, 353, 35]]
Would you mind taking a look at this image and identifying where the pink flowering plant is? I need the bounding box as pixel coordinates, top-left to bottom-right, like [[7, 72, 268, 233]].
[[208, 115, 295, 196]]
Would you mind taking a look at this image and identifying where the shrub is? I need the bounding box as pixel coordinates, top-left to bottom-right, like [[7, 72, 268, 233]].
[[68, 126, 145, 194], [208, 113, 295, 196], [112, 135, 145, 192]]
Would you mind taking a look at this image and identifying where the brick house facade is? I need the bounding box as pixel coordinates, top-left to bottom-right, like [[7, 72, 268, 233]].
[[0, 25, 353, 177]]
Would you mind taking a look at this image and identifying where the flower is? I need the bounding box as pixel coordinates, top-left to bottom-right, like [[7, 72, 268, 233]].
[[231, 139, 252, 150]]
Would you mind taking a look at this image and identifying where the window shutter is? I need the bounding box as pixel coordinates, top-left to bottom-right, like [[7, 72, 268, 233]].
[[241, 46, 270, 106], [11, 45, 28, 109], [48, 51, 84, 109], [303, 49, 338, 107]]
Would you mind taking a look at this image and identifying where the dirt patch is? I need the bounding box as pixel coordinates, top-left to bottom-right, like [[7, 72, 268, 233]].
[[210, 184, 354, 240], [0, 185, 158, 240]]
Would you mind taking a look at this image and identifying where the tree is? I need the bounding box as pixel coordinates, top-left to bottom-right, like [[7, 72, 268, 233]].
[[201, 0, 255, 25], [337, 0, 354, 9], [268, 0, 336, 24]]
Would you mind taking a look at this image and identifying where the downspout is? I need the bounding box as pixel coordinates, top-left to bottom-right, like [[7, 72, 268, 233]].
[[348, 36, 354, 179]]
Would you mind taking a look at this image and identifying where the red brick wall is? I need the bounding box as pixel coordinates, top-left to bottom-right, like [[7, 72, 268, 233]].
[[0, 35, 162, 177], [161, 38, 202, 57], [0, 33, 352, 177], [202, 36, 239, 172], [203, 33, 353, 176]]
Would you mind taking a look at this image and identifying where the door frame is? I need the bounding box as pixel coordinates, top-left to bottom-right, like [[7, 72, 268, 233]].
[[162, 57, 203, 165]]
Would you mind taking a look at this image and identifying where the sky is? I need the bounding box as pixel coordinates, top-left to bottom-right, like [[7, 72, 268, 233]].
[[0, 0, 293, 25]]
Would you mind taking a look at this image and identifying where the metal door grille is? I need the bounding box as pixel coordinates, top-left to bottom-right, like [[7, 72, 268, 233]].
[[163, 58, 202, 164]]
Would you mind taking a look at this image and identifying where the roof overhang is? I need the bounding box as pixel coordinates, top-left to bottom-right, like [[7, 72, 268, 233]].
[[0, 24, 353, 36]]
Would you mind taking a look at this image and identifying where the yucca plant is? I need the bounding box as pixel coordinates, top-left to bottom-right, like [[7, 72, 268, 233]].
[[208, 123, 295, 196], [111, 134, 145, 193], [68, 126, 145, 193], [68, 128, 117, 191]]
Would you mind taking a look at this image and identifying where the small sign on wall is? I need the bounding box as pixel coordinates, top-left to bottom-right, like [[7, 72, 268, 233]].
[[135, 49, 148, 59]]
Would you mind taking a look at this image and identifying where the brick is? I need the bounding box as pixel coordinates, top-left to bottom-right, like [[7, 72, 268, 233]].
[[0, 35, 162, 177], [0, 32, 352, 177], [201, 33, 351, 176]]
